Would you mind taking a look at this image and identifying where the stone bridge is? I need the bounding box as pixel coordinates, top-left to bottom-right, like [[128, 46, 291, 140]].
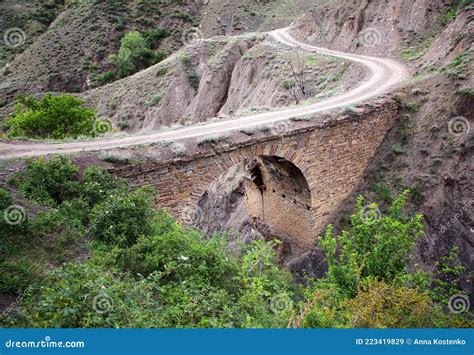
[[112, 98, 399, 257]]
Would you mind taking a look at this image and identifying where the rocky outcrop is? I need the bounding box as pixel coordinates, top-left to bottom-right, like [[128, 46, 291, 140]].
[[290, 0, 454, 56]]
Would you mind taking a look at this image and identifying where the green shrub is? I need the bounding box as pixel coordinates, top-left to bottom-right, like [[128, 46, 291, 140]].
[[143, 27, 169, 49], [437, 0, 472, 26], [0, 259, 37, 294], [0, 188, 13, 210], [93, 71, 115, 86], [187, 70, 200, 89], [156, 67, 168, 76], [317, 190, 425, 297], [89, 187, 156, 247], [7, 216, 295, 328], [344, 279, 454, 328], [148, 93, 162, 106], [12, 158, 125, 209], [13, 157, 80, 206], [430, 246, 466, 306], [5, 94, 98, 139]]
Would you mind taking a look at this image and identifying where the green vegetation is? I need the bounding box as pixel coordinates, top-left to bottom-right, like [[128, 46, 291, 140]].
[[143, 28, 169, 49], [401, 33, 437, 61], [156, 67, 168, 76], [0, 157, 126, 294], [4, 94, 106, 140], [437, 0, 473, 26], [444, 49, 471, 80], [1, 158, 294, 328], [106, 31, 168, 80], [148, 93, 163, 106], [1, 159, 470, 328], [296, 192, 468, 328]]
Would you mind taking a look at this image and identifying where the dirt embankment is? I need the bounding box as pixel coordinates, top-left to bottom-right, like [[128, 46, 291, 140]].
[[78, 34, 358, 133]]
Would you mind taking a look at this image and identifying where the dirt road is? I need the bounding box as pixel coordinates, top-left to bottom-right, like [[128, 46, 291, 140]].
[[0, 27, 410, 160]]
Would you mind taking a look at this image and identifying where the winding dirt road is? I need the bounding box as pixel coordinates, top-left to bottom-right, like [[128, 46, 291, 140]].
[[0, 27, 410, 160]]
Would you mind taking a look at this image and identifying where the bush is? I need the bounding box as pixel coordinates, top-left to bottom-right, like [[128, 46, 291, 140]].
[[344, 279, 453, 328], [89, 187, 156, 247], [0, 259, 37, 294], [6, 216, 296, 328], [5, 94, 98, 139], [93, 71, 115, 86], [13, 157, 80, 206], [12, 157, 125, 209], [430, 246, 466, 306], [317, 190, 425, 297], [143, 27, 168, 49]]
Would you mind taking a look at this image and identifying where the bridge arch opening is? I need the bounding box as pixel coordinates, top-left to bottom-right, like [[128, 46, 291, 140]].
[[194, 155, 313, 262]]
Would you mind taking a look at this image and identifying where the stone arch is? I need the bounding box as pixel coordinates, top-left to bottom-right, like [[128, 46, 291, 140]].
[[183, 147, 315, 260]]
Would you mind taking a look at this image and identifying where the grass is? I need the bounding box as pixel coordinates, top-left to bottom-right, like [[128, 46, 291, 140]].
[[148, 93, 163, 106], [99, 151, 135, 164], [156, 67, 168, 76], [197, 134, 222, 145], [401, 32, 437, 61]]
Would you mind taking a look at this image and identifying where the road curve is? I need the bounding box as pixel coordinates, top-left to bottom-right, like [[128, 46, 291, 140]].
[[0, 27, 410, 160]]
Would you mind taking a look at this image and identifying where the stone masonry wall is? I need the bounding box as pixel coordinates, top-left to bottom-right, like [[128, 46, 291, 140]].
[[112, 99, 399, 256]]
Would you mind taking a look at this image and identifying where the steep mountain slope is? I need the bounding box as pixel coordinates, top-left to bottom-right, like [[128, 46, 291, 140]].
[[0, 0, 203, 106], [0, 0, 472, 292], [79, 34, 360, 132]]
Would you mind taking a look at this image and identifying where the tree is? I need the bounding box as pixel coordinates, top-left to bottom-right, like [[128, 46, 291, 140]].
[[108, 31, 159, 78], [283, 51, 309, 103], [5, 94, 97, 139]]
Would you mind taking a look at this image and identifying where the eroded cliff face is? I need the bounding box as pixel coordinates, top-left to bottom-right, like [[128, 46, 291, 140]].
[[77, 35, 357, 133], [289, 0, 450, 56], [190, 2, 473, 286]]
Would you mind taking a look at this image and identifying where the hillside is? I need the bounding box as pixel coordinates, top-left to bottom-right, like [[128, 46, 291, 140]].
[[0, 0, 472, 328]]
